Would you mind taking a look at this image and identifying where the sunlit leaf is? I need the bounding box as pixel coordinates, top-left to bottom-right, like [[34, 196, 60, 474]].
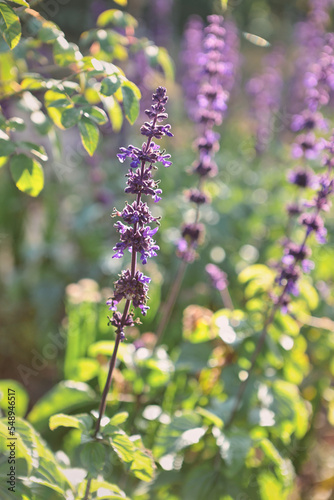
[[0, 380, 29, 417], [121, 81, 141, 124], [97, 9, 138, 29], [243, 32, 271, 47], [10, 154, 44, 197], [49, 413, 93, 432], [0, 3, 21, 49], [78, 116, 99, 156], [154, 412, 206, 459]]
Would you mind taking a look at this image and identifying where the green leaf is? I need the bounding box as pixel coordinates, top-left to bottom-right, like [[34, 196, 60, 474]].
[[38, 21, 62, 43], [110, 432, 135, 463], [97, 9, 138, 29], [258, 471, 288, 499], [10, 154, 44, 197], [0, 3, 21, 49], [6, 0, 29, 6], [27, 381, 97, 431], [0, 137, 16, 156], [78, 479, 128, 499], [0, 379, 29, 417], [100, 74, 122, 96], [78, 116, 99, 156], [53, 36, 79, 66], [67, 357, 100, 382], [109, 411, 129, 426], [49, 413, 94, 432], [80, 441, 107, 475], [61, 106, 81, 128], [0, 419, 35, 474], [157, 47, 175, 80], [0, 156, 8, 168], [102, 95, 123, 132], [220, 0, 228, 11], [17, 141, 48, 161], [130, 436, 155, 482], [154, 412, 206, 459], [45, 89, 70, 129], [121, 82, 140, 124], [7, 117, 25, 131], [83, 106, 108, 125], [217, 430, 252, 476]]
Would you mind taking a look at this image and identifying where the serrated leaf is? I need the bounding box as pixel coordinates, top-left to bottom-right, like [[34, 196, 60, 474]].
[[78, 117, 99, 156], [100, 74, 121, 96], [130, 436, 155, 482], [49, 413, 93, 432], [10, 154, 44, 197], [80, 441, 106, 475], [110, 433, 135, 463], [121, 82, 140, 124], [0, 3, 21, 49], [61, 106, 81, 128], [0, 418, 36, 475]]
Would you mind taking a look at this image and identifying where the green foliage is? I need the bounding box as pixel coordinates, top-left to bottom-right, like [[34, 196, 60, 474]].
[[0, 3, 21, 49]]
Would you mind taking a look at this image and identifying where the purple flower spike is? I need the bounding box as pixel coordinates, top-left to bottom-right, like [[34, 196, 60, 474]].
[[178, 14, 238, 262], [109, 87, 172, 337], [287, 167, 318, 189], [206, 264, 229, 291]]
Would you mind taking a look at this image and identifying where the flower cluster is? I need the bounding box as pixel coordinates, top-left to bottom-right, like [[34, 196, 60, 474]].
[[246, 48, 284, 154], [107, 87, 172, 338], [206, 263, 228, 291], [181, 15, 204, 120], [274, 136, 334, 313], [178, 15, 239, 262]]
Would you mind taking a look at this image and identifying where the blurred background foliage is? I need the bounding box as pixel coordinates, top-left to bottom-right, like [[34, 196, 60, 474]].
[[0, 0, 334, 499]]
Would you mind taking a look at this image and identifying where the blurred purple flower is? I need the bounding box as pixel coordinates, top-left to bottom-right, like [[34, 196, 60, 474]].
[[206, 264, 228, 291]]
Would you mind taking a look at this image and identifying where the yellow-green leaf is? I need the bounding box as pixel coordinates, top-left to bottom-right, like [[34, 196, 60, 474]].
[[10, 154, 44, 197], [7, 0, 29, 6], [49, 413, 93, 431], [97, 9, 137, 29], [78, 116, 99, 156], [113, 0, 127, 5], [121, 81, 140, 124], [102, 95, 123, 132], [0, 3, 21, 49]]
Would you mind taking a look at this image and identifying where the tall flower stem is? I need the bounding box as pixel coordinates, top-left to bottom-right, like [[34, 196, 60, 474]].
[[84, 87, 172, 500], [225, 154, 334, 428], [155, 258, 188, 346]]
